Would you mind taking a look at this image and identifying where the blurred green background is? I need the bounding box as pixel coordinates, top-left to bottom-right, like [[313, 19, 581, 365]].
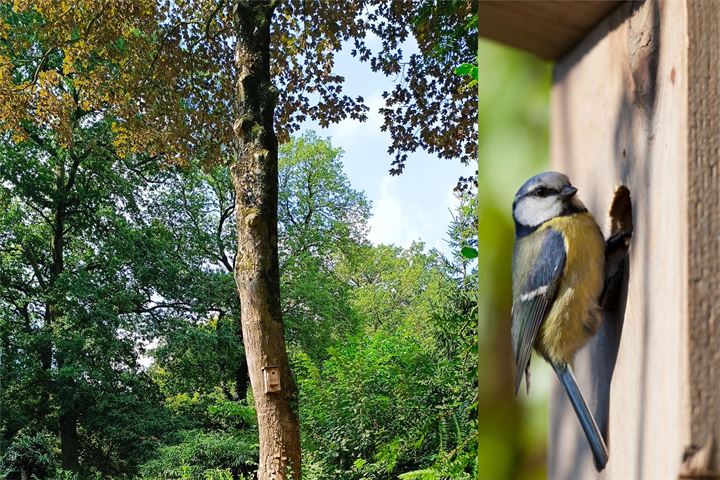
[[476, 39, 552, 480]]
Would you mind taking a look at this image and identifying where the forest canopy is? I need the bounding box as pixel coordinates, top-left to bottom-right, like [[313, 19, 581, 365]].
[[0, 1, 478, 479]]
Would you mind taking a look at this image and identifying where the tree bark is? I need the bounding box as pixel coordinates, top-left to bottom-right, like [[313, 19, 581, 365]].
[[58, 406, 79, 473], [231, 2, 302, 479], [47, 159, 79, 473]]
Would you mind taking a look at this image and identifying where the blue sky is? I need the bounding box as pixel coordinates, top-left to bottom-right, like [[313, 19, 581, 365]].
[[299, 35, 475, 255]]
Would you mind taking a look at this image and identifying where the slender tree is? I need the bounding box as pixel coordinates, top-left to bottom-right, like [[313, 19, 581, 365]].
[[278, 132, 370, 358], [231, 4, 303, 477]]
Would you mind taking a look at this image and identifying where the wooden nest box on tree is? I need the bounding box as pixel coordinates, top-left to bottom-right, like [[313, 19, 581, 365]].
[[479, 1, 720, 479]]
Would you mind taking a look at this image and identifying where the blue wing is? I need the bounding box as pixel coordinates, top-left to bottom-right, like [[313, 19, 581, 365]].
[[511, 228, 566, 394]]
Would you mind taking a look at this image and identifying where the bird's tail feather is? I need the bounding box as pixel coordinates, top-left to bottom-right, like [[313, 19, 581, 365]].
[[553, 362, 609, 472]]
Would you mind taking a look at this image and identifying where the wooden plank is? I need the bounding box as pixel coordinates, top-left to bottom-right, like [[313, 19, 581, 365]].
[[549, 1, 690, 477], [478, 1, 623, 60], [682, 1, 720, 478]]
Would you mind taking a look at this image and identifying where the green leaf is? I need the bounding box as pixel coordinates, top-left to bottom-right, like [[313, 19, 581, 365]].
[[454, 63, 473, 76], [454, 63, 478, 81], [460, 246, 478, 259], [399, 468, 442, 480]]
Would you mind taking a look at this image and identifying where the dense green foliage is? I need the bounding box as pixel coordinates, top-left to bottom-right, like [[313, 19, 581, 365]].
[[278, 133, 370, 359], [296, 241, 477, 479], [0, 117, 177, 478], [0, 129, 477, 479]]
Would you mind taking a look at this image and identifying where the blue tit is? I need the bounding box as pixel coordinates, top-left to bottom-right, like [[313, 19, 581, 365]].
[[511, 171, 608, 471]]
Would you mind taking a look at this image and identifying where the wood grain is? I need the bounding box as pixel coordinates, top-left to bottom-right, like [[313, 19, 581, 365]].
[[682, 1, 720, 478], [550, 1, 691, 477], [478, 1, 622, 60]]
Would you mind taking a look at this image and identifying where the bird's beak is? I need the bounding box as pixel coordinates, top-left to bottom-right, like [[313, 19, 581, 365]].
[[560, 185, 578, 199]]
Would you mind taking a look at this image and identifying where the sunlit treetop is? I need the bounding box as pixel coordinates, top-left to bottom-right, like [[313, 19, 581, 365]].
[[0, 0, 232, 165], [0, 0, 476, 173]]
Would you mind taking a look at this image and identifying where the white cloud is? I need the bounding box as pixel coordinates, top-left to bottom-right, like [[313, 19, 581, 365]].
[[368, 176, 430, 247], [137, 338, 159, 369]]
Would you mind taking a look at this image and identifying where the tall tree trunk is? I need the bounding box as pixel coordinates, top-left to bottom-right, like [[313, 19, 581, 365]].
[[47, 160, 79, 473], [38, 310, 52, 421], [231, 2, 302, 479], [58, 405, 79, 472]]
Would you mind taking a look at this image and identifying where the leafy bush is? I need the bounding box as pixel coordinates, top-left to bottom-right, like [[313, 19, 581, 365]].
[[139, 429, 257, 480], [296, 323, 475, 479], [0, 430, 57, 480]]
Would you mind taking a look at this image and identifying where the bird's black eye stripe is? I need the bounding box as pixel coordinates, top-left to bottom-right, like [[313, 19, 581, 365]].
[[515, 186, 560, 202], [532, 186, 556, 197]]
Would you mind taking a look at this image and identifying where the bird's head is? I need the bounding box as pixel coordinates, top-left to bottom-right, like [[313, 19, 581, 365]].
[[512, 171, 586, 229]]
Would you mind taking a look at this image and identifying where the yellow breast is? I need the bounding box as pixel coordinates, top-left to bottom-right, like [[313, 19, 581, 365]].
[[536, 212, 605, 364]]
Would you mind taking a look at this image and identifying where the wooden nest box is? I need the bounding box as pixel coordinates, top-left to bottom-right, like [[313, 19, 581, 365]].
[[479, 1, 720, 478]]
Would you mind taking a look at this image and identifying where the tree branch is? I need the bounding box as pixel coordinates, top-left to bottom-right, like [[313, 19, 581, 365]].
[[22, 245, 47, 290], [217, 202, 234, 272]]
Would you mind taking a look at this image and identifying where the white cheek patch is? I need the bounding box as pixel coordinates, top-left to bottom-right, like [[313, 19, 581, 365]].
[[514, 196, 563, 227]]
